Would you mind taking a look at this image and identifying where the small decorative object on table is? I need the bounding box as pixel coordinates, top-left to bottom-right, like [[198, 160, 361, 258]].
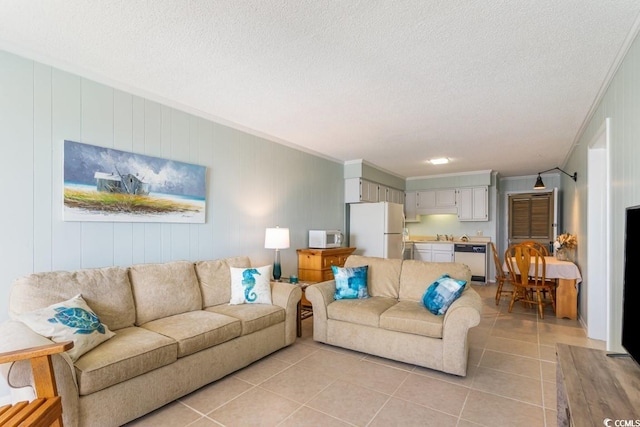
[[554, 233, 577, 261]]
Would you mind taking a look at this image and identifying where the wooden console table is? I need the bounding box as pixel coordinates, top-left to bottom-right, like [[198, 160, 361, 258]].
[[556, 344, 640, 426]]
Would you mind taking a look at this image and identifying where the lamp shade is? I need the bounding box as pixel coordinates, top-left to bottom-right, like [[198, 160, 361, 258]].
[[534, 174, 546, 189], [265, 227, 290, 249]]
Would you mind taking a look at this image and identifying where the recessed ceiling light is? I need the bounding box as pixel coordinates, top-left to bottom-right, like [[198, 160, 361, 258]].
[[429, 158, 449, 165]]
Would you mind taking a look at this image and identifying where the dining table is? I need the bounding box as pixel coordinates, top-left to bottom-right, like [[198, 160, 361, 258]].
[[503, 256, 582, 319]]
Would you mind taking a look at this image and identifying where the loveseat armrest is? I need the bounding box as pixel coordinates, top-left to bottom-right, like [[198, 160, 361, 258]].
[[305, 280, 337, 343], [0, 320, 80, 426], [440, 287, 482, 376], [270, 281, 302, 345]]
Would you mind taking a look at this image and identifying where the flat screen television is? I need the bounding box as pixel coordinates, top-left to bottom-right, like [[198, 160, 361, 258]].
[[622, 205, 640, 364]]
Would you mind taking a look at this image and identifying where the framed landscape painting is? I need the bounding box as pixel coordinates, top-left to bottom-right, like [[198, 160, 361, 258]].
[[63, 140, 207, 223]]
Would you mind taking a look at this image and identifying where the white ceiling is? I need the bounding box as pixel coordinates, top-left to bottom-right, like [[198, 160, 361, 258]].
[[1, 1, 640, 178]]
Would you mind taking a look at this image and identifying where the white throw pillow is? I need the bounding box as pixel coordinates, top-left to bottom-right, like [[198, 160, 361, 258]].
[[229, 265, 272, 305], [17, 294, 115, 362]]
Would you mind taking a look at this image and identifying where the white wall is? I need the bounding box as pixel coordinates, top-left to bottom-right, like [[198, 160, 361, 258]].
[[563, 27, 640, 352], [0, 50, 345, 396]]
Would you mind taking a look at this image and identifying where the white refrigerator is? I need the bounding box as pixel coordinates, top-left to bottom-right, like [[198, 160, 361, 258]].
[[349, 202, 405, 259]]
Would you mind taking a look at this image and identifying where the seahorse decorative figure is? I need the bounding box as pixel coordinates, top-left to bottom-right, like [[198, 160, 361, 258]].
[[242, 268, 261, 302]]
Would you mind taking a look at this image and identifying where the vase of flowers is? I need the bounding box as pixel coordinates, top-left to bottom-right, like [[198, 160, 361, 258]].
[[554, 233, 577, 261]]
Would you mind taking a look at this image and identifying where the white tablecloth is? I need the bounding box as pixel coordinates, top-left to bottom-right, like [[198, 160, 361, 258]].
[[504, 256, 582, 283]]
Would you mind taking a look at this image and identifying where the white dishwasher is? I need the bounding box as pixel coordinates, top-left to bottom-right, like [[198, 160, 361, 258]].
[[453, 243, 487, 283]]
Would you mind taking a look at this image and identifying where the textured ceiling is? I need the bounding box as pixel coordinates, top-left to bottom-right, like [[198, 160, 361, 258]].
[[1, 1, 640, 178]]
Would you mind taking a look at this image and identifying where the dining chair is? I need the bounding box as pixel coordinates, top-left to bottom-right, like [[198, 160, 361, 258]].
[[520, 240, 550, 256], [489, 242, 512, 305], [0, 341, 73, 427], [504, 244, 556, 318]]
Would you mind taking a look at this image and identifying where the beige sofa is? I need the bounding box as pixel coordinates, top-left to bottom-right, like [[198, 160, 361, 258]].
[[305, 255, 482, 376], [0, 256, 301, 427]]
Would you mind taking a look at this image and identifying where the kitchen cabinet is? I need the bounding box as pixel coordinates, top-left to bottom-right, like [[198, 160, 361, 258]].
[[345, 178, 403, 204], [415, 189, 457, 215], [404, 191, 418, 222], [456, 186, 488, 221], [345, 178, 379, 203], [413, 243, 453, 262]]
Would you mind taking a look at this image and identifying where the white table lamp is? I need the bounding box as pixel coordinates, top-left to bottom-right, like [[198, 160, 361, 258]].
[[265, 226, 290, 281]]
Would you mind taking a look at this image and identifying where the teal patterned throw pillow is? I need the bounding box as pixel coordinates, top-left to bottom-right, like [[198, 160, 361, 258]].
[[332, 265, 369, 300], [422, 274, 466, 315]]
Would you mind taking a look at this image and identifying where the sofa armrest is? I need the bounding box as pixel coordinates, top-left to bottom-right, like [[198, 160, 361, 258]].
[[440, 287, 482, 376], [270, 281, 302, 345], [305, 281, 336, 343], [0, 320, 80, 426]]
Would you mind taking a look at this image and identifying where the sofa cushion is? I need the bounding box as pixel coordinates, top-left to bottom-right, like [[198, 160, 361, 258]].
[[399, 260, 471, 302], [327, 297, 397, 328], [9, 266, 135, 330], [344, 255, 402, 299], [129, 261, 202, 325], [229, 265, 273, 305], [379, 300, 444, 338], [74, 326, 177, 395], [422, 274, 467, 315], [17, 294, 115, 362], [206, 303, 285, 336], [140, 310, 241, 357], [332, 265, 369, 300], [195, 257, 251, 307]]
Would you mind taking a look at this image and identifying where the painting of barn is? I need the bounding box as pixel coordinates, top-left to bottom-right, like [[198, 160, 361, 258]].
[[63, 140, 206, 223]]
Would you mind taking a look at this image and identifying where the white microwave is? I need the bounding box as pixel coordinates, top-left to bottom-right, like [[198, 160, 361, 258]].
[[309, 230, 343, 249]]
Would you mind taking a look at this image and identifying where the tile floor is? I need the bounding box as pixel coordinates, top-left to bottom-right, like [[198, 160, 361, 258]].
[[125, 283, 604, 427]]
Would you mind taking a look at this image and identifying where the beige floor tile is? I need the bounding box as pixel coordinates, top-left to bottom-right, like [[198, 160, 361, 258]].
[[306, 380, 389, 426], [179, 376, 253, 414], [484, 335, 540, 358], [259, 364, 334, 403], [271, 341, 319, 364], [545, 408, 559, 427], [232, 355, 291, 385], [368, 397, 458, 427], [541, 360, 556, 382], [539, 344, 558, 362], [471, 366, 543, 406], [124, 401, 202, 426], [295, 347, 367, 379], [188, 417, 220, 426], [393, 373, 470, 416], [363, 353, 417, 372], [412, 362, 478, 387], [479, 349, 542, 379], [461, 389, 545, 427], [208, 387, 300, 427], [542, 380, 557, 410], [340, 358, 410, 395], [278, 406, 352, 427]]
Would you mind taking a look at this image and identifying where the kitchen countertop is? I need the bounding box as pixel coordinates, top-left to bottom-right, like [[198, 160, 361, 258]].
[[407, 236, 490, 245]]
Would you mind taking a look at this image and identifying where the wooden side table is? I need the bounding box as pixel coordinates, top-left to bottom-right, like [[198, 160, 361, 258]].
[[295, 282, 314, 337], [296, 247, 356, 282]]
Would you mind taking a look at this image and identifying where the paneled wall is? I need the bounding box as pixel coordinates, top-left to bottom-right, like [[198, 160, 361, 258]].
[[0, 51, 344, 354], [563, 28, 640, 351]]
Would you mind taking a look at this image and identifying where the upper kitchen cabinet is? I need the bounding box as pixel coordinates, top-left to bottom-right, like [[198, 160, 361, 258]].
[[404, 191, 418, 222], [415, 189, 457, 215], [378, 185, 404, 204], [345, 178, 379, 203], [457, 186, 488, 221], [345, 178, 404, 204]]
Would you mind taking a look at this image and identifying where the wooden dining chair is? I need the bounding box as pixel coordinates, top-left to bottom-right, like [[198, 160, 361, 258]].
[[0, 341, 73, 427], [520, 240, 550, 256], [489, 242, 512, 305], [504, 244, 556, 318]]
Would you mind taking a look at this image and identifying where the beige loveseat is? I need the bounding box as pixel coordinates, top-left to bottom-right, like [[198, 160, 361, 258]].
[[305, 255, 482, 376], [0, 256, 301, 427]]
